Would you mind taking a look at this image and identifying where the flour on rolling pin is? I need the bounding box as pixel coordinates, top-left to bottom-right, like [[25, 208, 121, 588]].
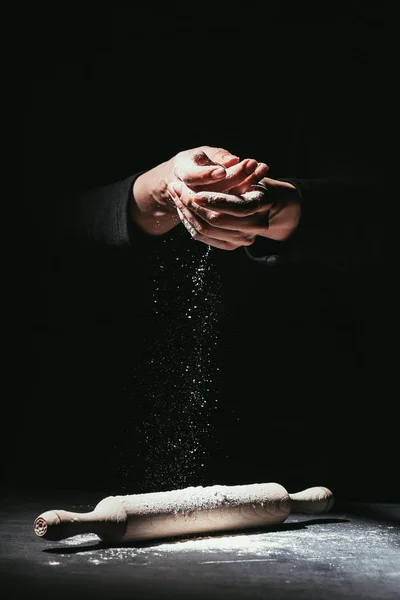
[[34, 482, 334, 544]]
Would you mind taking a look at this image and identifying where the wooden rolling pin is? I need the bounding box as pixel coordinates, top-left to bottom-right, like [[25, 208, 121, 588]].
[[33, 482, 334, 544]]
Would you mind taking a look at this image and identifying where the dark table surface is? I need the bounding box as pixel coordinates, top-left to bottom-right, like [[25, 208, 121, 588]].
[[0, 487, 399, 600]]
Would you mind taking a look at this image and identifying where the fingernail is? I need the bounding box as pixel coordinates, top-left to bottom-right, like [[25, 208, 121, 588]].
[[254, 163, 268, 177], [222, 153, 239, 161], [211, 167, 226, 180], [245, 159, 258, 174]]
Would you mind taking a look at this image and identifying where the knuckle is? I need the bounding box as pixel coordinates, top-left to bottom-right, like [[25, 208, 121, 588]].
[[196, 222, 208, 235], [190, 204, 201, 216], [208, 211, 220, 224], [243, 236, 256, 246]]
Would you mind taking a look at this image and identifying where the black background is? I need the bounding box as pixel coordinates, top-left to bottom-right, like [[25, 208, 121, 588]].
[[13, 4, 393, 504]]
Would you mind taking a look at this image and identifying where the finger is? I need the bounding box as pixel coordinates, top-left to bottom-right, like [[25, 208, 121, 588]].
[[171, 192, 256, 246], [176, 207, 252, 251], [174, 161, 227, 185], [197, 159, 259, 193], [169, 181, 271, 217], [183, 196, 259, 233], [219, 154, 240, 167], [228, 162, 269, 196], [173, 147, 239, 186], [168, 180, 189, 201], [194, 189, 269, 216], [199, 146, 240, 168]]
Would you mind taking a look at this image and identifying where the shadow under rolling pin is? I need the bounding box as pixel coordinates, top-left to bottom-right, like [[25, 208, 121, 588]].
[[34, 482, 334, 544]]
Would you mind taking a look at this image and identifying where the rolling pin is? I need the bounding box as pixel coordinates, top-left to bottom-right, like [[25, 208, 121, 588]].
[[34, 482, 334, 544]]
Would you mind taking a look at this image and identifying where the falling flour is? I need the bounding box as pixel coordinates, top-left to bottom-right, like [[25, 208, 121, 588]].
[[119, 236, 223, 492]]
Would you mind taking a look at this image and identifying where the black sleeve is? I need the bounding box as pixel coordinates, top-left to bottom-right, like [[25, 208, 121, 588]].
[[55, 172, 144, 249], [244, 172, 384, 271], [34, 171, 164, 256]]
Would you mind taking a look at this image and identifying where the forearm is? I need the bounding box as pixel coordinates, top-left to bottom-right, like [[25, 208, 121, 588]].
[[46, 167, 180, 250], [50, 174, 140, 249]]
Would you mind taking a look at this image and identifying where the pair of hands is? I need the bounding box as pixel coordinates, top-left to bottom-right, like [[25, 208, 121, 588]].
[[132, 146, 301, 250]]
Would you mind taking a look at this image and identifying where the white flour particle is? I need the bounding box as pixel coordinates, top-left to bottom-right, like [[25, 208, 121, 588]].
[[119, 240, 223, 492]]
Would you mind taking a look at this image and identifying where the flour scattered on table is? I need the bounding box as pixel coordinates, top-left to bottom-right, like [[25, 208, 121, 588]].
[[61, 534, 99, 545], [45, 520, 398, 572]]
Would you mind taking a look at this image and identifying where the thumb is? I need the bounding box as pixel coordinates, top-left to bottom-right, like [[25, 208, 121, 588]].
[[167, 181, 183, 198]]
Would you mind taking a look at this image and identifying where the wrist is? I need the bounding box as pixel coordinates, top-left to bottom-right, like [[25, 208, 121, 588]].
[[130, 162, 180, 236], [133, 160, 175, 213]]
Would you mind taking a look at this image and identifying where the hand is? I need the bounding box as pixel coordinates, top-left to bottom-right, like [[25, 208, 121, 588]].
[[167, 177, 302, 250], [131, 146, 268, 235], [170, 146, 268, 195]]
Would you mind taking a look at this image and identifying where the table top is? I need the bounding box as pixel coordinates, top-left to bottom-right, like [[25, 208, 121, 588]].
[[0, 488, 399, 600]]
